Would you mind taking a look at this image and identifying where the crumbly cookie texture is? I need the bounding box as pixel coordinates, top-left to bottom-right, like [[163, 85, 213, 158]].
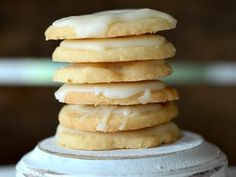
[[59, 102, 178, 132], [53, 60, 172, 84], [45, 9, 177, 40], [56, 122, 181, 150], [52, 38, 175, 63]]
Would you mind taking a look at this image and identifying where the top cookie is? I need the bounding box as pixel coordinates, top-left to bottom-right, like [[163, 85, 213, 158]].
[[45, 8, 177, 40]]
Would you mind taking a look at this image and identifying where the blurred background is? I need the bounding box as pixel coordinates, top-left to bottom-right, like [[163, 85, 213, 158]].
[[0, 0, 235, 166]]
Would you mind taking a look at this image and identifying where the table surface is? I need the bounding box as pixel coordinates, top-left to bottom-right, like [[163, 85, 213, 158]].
[[1, 165, 235, 177]]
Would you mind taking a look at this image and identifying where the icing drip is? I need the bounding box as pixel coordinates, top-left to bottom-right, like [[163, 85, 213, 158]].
[[138, 89, 151, 104], [67, 104, 162, 117], [55, 81, 166, 102], [52, 9, 176, 37], [64, 104, 163, 131], [118, 117, 130, 131], [121, 109, 132, 117], [60, 35, 165, 51], [96, 107, 115, 131]]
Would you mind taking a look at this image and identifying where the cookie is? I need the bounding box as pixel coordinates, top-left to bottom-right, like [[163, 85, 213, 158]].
[[54, 81, 179, 105], [59, 102, 178, 132], [45, 9, 177, 40], [56, 122, 181, 150], [53, 60, 172, 84], [52, 35, 175, 63]]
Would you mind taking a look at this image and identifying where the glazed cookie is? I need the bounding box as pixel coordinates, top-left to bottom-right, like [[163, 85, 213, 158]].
[[45, 9, 177, 40], [56, 122, 181, 150], [54, 81, 179, 105], [52, 35, 175, 63], [53, 60, 172, 84], [59, 102, 178, 132]]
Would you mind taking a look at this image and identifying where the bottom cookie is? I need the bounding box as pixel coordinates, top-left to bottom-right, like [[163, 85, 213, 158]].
[[56, 122, 181, 150]]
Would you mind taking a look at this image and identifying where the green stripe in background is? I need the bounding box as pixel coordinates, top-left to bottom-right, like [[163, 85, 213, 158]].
[[0, 58, 235, 86], [163, 62, 208, 85]]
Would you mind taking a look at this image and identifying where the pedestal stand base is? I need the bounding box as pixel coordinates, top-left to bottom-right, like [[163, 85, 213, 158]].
[[16, 131, 227, 177]]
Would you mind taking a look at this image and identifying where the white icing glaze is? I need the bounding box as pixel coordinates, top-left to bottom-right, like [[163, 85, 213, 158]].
[[121, 109, 132, 117], [67, 104, 162, 117], [52, 9, 177, 37], [95, 106, 115, 131], [65, 104, 162, 131], [138, 89, 151, 104], [66, 104, 162, 131], [55, 81, 166, 102], [118, 117, 129, 131], [60, 35, 165, 51]]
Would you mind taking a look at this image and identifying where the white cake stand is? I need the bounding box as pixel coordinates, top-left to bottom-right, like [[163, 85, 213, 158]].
[[16, 131, 228, 177]]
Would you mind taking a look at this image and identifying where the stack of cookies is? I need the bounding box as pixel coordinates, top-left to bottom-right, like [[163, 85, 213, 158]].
[[45, 8, 181, 150]]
